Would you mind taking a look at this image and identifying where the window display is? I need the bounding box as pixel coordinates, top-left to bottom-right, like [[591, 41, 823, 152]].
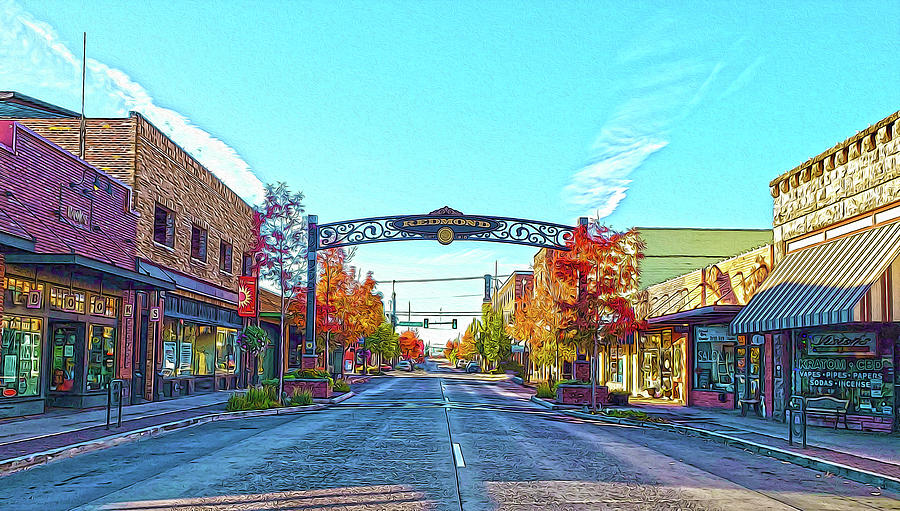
[[193, 325, 215, 375], [49, 287, 86, 314], [693, 325, 737, 392], [179, 323, 197, 376], [161, 319, 178, 377], [215, 327, 240, 374], [50, 324, 79, 392], [0, 316, 42, 398], [794, 329, 894, 418], [86, 325, 116, 391], [4, 277, 44, 307], [608, 344, 624, 383]]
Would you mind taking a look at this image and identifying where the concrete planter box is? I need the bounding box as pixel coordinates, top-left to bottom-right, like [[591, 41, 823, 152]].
[[556, 384, 608, 406], [283, 379, 332, 399]]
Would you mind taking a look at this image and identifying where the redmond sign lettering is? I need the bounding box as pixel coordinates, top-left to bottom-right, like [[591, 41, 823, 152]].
[[806, 332, 876, 356], [389, 215, 500, 245]]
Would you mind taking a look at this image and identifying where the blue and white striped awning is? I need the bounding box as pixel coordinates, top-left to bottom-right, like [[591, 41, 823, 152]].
[[731, 221, 900, 334]]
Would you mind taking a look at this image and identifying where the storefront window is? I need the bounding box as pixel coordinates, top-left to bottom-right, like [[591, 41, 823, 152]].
[[639, 333, 660, 395], [1, 316, 42, 398], [86, 325, 116, 391], [693, 325, 737, 392], [795, 329, 894, 418], [193, 325, 216, 375], [215, 327, 240, 374], [4, 276, 43, 307], [50, 324, 79, 392], [608, 344, 624, 383], [89, 295, 118, 318], [161, 319, 179, 377], [49, 287, 86, 314], [179, 323, 197, 376]]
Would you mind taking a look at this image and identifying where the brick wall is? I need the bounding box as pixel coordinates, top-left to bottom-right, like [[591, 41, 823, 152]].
[[14, 114, 254, 296], [12, 117, 137, 187], [134, 114, 253, 295], [0, 122, 138, 269]]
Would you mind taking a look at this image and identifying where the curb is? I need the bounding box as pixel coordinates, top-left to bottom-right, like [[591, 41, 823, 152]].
[[317, 391, 355, 404], [0, 403, 327, 478], [530, 396, 562, 410], [562, 409, 900, 493]]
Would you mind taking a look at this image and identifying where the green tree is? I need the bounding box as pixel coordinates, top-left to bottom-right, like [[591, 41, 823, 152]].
[[365, 322, 399, 364], [477, 308, 511, 369]]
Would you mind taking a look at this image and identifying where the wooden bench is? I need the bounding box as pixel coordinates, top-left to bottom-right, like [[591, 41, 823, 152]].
[[805, 396, 849, 429]]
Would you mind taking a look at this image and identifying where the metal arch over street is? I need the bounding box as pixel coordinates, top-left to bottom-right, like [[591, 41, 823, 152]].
[[302, 206, 587, 370], [315, 206, 582, 251]]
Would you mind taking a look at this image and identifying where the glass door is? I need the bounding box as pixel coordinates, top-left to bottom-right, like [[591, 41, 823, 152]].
[[49, 323, 83, 393]]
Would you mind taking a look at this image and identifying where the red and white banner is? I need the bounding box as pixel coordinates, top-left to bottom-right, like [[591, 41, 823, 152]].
[[238, 276, 258, 317]]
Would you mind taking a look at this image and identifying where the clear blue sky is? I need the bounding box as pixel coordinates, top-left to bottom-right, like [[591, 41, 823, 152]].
[[3, 0, 898, 346]]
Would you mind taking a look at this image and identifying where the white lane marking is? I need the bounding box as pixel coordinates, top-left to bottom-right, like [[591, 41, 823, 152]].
[[452, 443, 465, 468]]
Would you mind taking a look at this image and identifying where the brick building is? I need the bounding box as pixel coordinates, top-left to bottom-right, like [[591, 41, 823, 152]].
[[0, 118, 174, 417], [2, 92, 256, 404]]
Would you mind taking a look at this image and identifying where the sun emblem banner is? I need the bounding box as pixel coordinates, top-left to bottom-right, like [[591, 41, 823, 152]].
[[238, 276, 258, 317]]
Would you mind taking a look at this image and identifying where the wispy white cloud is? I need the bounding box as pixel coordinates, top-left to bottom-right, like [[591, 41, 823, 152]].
[[0, 0, 265, 204], [720, 56, 765, 99], [566, 19, 764, 221]]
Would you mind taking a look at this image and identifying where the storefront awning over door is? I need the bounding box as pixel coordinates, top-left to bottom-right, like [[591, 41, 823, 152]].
[[731, 221, 900, 334]]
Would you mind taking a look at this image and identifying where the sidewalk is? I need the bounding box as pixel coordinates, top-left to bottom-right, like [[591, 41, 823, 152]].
[[627, 398, 899, 468], [516, 380, 899, 491], [0, 391, 235, 465]]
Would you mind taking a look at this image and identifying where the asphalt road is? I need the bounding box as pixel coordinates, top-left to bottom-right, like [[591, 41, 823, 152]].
[[1, 370, 898, 510]]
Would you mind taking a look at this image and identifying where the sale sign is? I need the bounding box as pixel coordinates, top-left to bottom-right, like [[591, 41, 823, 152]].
[[238, 276, 258, 317]]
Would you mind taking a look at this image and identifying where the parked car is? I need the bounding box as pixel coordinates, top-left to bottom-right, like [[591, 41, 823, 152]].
[[379, 364, 392, 372], [456, 359, 468, 369], [465, 361, 481, 373], [395, 360, 412, 371]]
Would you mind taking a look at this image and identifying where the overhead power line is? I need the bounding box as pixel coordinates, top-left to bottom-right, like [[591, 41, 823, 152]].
[[387, 274, 511, 284]]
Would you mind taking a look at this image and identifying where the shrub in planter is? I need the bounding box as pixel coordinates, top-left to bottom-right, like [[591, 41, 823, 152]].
[[607, 391, 630, 406], [551, 379, 589, 393], [333, 379, 351, 393], [535, 382, 555, 399], [284, 388, 314, 406], [227, 384, 280, 411]]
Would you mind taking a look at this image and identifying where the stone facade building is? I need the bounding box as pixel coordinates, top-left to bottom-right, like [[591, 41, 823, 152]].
[[733, 110, 900, 432]]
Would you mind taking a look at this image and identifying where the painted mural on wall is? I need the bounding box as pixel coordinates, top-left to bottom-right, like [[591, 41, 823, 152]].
[[641, 245, 772, 319]]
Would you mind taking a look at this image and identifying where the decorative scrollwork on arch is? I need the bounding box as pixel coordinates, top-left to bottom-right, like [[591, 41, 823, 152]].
[[316, 213, 576, 251]]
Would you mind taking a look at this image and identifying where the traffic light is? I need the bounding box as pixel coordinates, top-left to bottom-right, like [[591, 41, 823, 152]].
[[452, 319, 457, 329], [423, 318, 429, 328]]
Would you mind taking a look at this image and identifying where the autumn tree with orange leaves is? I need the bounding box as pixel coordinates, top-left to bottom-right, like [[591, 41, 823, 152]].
[[553, 221, 645, 411], [398, 330, 424, 363], [289, 248, 383, 372]]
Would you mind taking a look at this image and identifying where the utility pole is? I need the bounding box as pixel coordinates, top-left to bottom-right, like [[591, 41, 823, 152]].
[[391, 280, 397, 332]]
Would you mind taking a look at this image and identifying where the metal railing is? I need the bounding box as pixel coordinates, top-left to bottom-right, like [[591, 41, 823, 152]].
[[787, 395, 807, 448], [106, 379, 125, 430]]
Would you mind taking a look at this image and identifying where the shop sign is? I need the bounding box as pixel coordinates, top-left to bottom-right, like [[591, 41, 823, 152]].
[[26, 289, 42, 309], [806, 331, 876, 356], [695, 326, 736, 343], [797, 356, 892, 389], [62, 294, 77, 312], [91, 299, 106, 316], [58, 186, 93, 231], [238, 276, 257, 317]]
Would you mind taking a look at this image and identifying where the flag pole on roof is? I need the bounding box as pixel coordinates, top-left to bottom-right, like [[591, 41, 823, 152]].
[[79, 32, 86, 160]]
